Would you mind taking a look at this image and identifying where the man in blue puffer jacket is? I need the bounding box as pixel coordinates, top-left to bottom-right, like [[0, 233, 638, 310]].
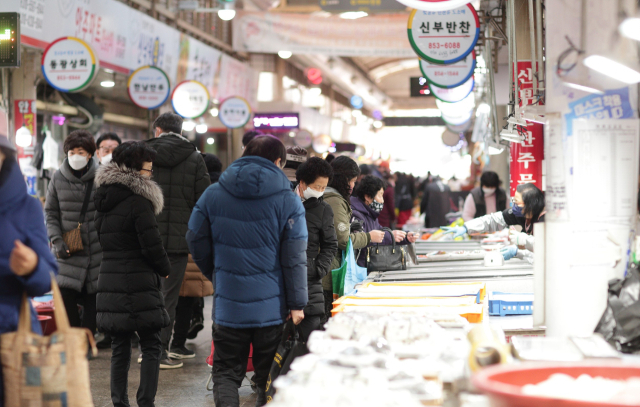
[[187, 135, 308, 407]]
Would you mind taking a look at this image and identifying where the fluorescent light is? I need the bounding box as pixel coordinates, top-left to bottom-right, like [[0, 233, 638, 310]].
[[278, 51, 293, 59], [207, 137, 215, 145], [562, 77, 605, 94], [15, 125, 32, 147], [218, 9, 236, 20], [100, 80, 115, 88], [583, 55, 640, 84], [620, 17, 640, 41], [182, 121, 196, 131], [339, 11, 368, 19], [210, 108, 219, 117], [373, 120, 383, 129], [196, 123, 208, 134]]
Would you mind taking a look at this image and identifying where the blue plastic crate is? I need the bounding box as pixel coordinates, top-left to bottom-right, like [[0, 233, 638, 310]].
[[488, 292, 534, 316]]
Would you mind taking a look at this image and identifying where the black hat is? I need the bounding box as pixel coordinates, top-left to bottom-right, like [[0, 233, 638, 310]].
[[0, 135, 16, 152]]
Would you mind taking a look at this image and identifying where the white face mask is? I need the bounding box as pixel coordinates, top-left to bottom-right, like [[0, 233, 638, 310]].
[[68, 154, 88, 170], [482, 187, 496, 196], [101, 153, 112, 165], [303, 186, 324, 200]]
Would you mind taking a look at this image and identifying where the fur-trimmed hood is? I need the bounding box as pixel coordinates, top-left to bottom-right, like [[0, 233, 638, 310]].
[[95, 162, 164, 215]]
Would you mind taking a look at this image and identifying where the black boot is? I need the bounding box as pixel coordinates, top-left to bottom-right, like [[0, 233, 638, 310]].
[[255, 388, 267, 407]]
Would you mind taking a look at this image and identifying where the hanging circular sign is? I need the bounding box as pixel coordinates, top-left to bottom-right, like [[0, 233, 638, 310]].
[[218, 96, 252, 129], [429, 76, 474, 103], [442, 110, 473, 126], [171, 80, 210, 118], [294, 130, 313, 148], [436, 94, 475, 116], [445, 118, 472, 133], [312, 134, 332, 154], [407, 4, 480, 65], [41, 37, 98, 93], [127, 66, 171, 110], [419, 51, 476, 89], [396, 0, 473, 12], [442, 129, 462, 147]]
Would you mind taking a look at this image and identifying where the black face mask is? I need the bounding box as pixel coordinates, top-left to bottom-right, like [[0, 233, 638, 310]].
[[369, 200, 384, 213]]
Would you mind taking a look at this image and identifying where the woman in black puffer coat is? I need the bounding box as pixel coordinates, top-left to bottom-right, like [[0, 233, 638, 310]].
[[293, 157, 338, 342], [94, 141, 171, 407]]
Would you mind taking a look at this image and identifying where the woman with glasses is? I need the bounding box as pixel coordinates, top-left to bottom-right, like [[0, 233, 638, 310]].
[[443, 183, 545, 262]]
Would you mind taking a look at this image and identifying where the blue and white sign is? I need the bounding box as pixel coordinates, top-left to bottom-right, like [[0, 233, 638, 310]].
[[565, 87, 635, 135]]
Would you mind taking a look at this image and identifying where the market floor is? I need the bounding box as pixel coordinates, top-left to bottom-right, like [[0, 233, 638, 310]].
[[90, 296, 256, 407]]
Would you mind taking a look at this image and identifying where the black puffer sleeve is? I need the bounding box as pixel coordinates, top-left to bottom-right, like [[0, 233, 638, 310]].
[[316, 204, 338, 280], [133, 196, 171, 277]]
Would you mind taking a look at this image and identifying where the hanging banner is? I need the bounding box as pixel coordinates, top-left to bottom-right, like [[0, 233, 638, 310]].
[[219, 97, 252, 129], [14, 99, 37, 195], [564, 87, 634, 136], [171, 80, 210, 119], [127, 66, 171, 110], [510, 61, 544, 196], [407, 5, 480, 64], [218, 55, 259, 109], [429, 76, 474, 103], [41, 37, 98, 93], [176, 34, 222, 97], [320, 0, 407, 12], [232, 11, 414, 57], [420, 51, 476, 89], [395, 0, 473, 12]]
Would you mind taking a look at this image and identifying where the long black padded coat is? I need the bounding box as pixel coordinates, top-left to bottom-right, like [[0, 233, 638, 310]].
[[94, 162, 172, 334], [145, 133, 210, 255], [302, 196, 338, 316]]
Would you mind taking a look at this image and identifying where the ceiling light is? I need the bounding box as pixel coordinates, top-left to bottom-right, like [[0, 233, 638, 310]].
[[218, 9, 236, 20], [289, 131, 296, 138], [339, 11, 368, 19], [620, 17, 640, 41], [583, 55, 640, 84], [15, 125, 32, 147], [562, 76, 606, 94], [308, 87, 322, 97], [352, 110, 363, 118], [207, 137, 215, 145], [100, 80, 115, 88], [182, 121, 196, 132], [373, 120, 383, 129], [196, 123, 208, 134], [210, 108, 219, 117], [278, 51, 292, 59], [477, 103, 491, 114]]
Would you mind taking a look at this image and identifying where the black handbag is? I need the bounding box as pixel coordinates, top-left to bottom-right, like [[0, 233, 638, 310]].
[[365, 227, 407, 273], [265, 321, 307, 403]]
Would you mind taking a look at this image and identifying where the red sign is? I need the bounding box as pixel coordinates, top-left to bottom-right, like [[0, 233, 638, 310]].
[[14, 100, 37, 158], [509, 61, 544, 197]]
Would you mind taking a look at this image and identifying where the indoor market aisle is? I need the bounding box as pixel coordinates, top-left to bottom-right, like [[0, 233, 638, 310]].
[[90, 296, 257, 407]]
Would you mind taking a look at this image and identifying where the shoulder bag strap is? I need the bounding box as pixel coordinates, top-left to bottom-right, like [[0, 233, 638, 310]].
[[78, 179, 94, 226], [379, 227, 396, 250]]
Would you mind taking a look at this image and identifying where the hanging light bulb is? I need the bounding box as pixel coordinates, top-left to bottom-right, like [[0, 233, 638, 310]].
[[15, 125, 32, 147], [196, 123, 208, 134], [182, 121, 196, 132], [218, 2, 236, 21]]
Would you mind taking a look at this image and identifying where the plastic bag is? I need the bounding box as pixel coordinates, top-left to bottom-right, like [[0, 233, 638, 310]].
[[332, 238, 368, 298], [594, 262, 640, 353]]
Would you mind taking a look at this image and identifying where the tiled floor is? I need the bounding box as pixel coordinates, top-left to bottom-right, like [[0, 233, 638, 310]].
[[90, 297, 256, 407]]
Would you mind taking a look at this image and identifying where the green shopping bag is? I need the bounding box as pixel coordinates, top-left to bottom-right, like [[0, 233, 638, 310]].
[[331, 238, 367, 298]]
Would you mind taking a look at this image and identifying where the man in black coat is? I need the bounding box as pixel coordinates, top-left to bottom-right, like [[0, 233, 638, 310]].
[[145, 113, 210, 368], [293, 157, 339, 341], [420, 176, 452, 228]]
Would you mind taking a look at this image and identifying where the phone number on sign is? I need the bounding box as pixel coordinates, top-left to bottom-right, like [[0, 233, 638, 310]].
[[428, 42, 461, 49]]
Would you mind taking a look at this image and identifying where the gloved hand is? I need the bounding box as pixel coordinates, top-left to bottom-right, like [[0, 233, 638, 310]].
[[509, 232, 529, 248], [500, 245, 518, 261], [53, 238, 70, 259], [441, 226, 467, 239]]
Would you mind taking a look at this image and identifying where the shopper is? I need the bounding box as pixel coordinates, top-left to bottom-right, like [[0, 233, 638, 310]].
[[242, 130, 263, 148], [94, 141, 171, 407], [45, 129, 101, 337], [283, 145, 308, 185], [145, 112, 210, 368], [293, 157, 339, 343], [202, 152, 222, 183], [95, 132, 122, 165], [395, 172, 415, 227], [443, 183, 545, 261], [462, 171, 507, 221], [186, 135, 308, 407], [420, 176, 452, 228], [323, 157, 383, 320], [378, 173, 396, 228], [350, 175, 417, 269], [0, 135, 57, 407]]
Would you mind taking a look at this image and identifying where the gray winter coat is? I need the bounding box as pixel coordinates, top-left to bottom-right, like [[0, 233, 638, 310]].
[[45, 158, 102, 294]]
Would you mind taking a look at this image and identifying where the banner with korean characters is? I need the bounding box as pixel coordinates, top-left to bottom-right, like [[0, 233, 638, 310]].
[[564, 87, 635, 136], [510, 61, 544, 196], [428, 76, 474, 103], [41, 37, 99, 92], [407, 4, 480, 64], [217, 55, 260, 110], [419, 51, 476, 88], [14, 100, 37, 195], [127, 66, 171, 110], [172, 80, 210, 119]]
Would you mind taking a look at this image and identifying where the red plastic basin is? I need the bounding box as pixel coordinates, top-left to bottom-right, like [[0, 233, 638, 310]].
[[472, 362, 640, 407]]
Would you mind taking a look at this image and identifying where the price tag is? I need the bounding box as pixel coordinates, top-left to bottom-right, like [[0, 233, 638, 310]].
[[219, 97, 252, 129], [407, 4, 479, 65], [419, 51, 476, 89], [41, 37, 98, 93], [128, 66, 171, 110], [429, 76, 474, 103], [171, 80, 210, 119]]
